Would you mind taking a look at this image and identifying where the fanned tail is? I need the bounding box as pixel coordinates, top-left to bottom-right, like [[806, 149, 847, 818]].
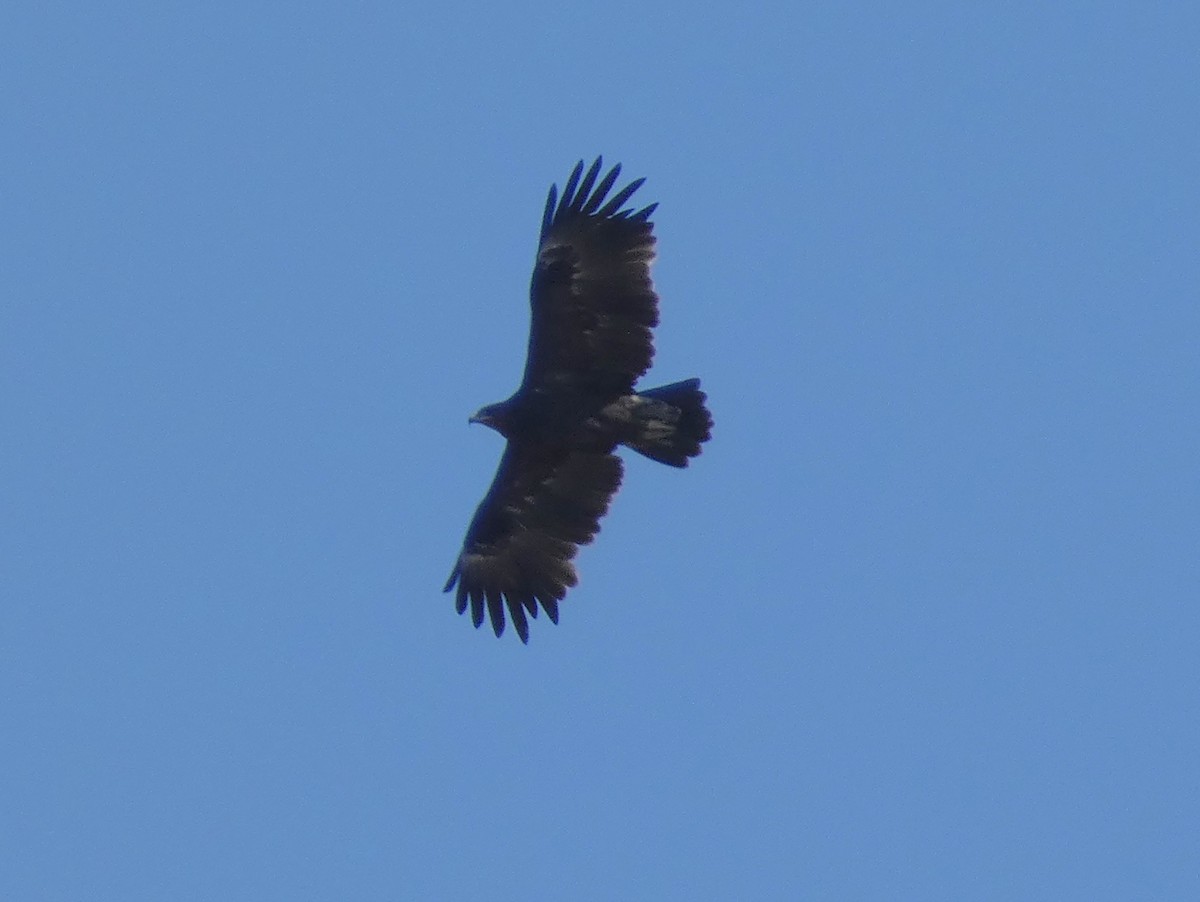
[[624, 378, 713, 468]]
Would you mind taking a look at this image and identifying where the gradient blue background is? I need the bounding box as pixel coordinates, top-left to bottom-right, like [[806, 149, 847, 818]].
[[4, 3, 1198, 899]]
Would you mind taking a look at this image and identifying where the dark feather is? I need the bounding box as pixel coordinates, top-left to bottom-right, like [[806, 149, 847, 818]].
[[559, 160, 584, 212], [573, 158, 603, 210]]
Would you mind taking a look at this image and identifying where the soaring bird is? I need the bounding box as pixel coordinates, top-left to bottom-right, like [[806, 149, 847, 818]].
[[444, 158, 712, 642]]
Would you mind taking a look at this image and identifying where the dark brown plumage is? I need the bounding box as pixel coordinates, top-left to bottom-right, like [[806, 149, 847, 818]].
[[443, 158, 712, 642]]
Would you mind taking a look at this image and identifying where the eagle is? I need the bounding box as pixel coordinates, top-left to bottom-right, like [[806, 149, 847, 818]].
[[443, 158, 713, 642]]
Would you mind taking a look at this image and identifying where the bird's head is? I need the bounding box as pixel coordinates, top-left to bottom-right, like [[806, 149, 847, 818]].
[[468, 402, 512, 437]]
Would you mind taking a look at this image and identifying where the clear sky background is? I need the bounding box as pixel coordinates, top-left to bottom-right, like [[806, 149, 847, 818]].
[[4, 3, 1198, 900]]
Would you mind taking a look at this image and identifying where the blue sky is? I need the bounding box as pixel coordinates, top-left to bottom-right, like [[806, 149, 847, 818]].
[[4, 3, 1198, 899]]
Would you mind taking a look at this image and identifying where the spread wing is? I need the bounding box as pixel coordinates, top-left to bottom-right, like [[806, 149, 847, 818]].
[[521, 157, 660, 399], [443, 443, 623, 642]]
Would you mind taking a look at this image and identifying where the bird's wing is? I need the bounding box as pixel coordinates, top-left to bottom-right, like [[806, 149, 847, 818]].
[[521, 157, 660, 399], [443, 441, 624, 642]]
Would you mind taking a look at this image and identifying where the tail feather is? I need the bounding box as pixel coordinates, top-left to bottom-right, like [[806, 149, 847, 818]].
[[624, 378, 713, 467]]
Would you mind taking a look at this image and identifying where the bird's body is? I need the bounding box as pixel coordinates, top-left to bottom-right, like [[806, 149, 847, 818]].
[[444, 158, 712, 642]]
